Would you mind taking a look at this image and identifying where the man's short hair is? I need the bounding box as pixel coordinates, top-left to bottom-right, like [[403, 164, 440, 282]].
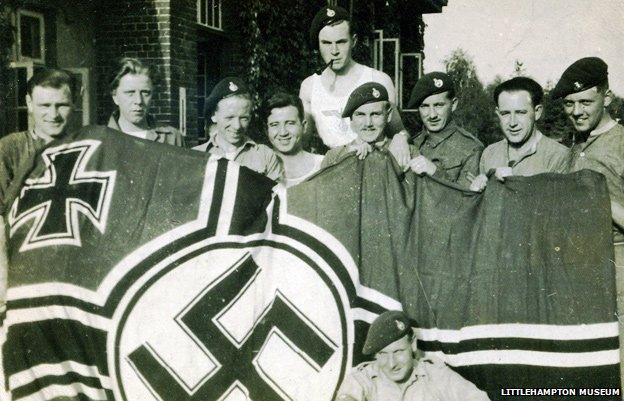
[[27, 68, 78, 102], [494, 76, 543, 107], [109, 57, 154, 93], [597, 80, 610, 94], [262, 92, 305, 123]]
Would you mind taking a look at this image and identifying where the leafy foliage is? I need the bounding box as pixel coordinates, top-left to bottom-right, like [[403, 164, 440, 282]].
[[444, 49, 500, 145]]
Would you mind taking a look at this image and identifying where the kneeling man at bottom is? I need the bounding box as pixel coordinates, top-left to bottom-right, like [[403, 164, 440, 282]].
[[336, 311, 491, 401]]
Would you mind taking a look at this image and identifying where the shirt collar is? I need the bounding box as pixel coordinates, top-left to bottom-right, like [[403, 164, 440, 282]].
[[370, 358, 426, 384], [507, 129, 542, 164], [590, 116, 617, 137], [107, 113, 159, 141], [423, 121, 456, 148], [373, 136, 389, 149], [209, 134, 256, 156]]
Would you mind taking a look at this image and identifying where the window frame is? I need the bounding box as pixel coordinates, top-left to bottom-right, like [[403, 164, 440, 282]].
[[65, 67, 91, 126], [399, 53, 424, 112], [196, 0, 223, 31], [16, 9, 46, 64]]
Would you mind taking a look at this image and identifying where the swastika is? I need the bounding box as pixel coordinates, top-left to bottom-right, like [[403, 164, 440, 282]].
[[127, 254, 335, 400]]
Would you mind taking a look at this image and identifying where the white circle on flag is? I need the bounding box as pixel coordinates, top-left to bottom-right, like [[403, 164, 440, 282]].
[[113, 245, 347, 401]]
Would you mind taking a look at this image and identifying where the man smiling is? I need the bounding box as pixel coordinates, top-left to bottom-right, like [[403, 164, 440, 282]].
[[469, 77, 568, 191], [264, 92, 323, 187], [194, 77, 283, 182], [0, 69, 77, 209], [321, 82, 408, 168], [0, 69, 78, 311], [553, 58, 624, 238], [408, 72, 483, 188], [336, 311, 491, 401]]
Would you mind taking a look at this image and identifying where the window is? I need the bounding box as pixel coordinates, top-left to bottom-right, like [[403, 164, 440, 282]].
[[373, 30, 400, 105], [197, 0, 222, 30], [65, 68, 91, 134], [17, 10, 45, 63], [5, 62, 43, 135], [399, 53, 423, 112]]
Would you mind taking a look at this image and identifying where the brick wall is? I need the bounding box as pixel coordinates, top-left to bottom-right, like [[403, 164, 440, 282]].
[[93, 0, 198, 143], [170, 0, 198, 143]]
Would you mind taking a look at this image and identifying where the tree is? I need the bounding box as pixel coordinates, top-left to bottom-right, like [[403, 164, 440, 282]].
[[443, 49, 501, 145]]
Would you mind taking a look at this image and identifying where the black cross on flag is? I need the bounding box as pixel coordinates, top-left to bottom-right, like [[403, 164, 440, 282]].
[[8, 140, 116, 252]]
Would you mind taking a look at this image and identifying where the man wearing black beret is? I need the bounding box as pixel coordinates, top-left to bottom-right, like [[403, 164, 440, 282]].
[[407, 72, 483, 188], [554, 58, 624, 243], [554, 58, 624, 356], [336, 311, 490, 401], [299, 6, 412, 167], [320, 82, 415, 169], [194, 77, 283, 182]]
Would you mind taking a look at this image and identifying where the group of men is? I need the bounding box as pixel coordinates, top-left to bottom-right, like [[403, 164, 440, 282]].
[[0, 4, 623, 401]]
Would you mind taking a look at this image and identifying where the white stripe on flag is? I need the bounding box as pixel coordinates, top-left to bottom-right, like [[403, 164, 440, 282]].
[[356, 286, 402, 311], [9, 361, 111, 390], [4, 306, 110, 331], [425, 349, 620, 368], [215, 162, 240, 237], [15, 383, 108, 401], [352, 308, 379, 324], [417, 322, 618, 342]]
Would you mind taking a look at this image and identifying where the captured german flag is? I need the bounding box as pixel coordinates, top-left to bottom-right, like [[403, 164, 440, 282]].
[[1, 127, 619, 401]]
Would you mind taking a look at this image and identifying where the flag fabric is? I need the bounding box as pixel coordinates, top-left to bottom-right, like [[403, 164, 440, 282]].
[[288, 151, 620, 398], [1, 130, 620, 401]]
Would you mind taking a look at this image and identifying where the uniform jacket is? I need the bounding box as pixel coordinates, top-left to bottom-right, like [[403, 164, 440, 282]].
[[412, 122, 483, 188]]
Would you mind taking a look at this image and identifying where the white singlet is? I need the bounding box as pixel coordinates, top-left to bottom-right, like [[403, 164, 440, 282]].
[[310, 65, 392, 148], [283, 154, 325, 188]]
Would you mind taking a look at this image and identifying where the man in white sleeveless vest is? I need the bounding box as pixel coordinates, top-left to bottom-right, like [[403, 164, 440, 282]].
[[299, 5, 411, 167]]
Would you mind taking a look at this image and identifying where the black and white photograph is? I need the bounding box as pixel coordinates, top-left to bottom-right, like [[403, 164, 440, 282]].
[[0, 0, 623, 400]]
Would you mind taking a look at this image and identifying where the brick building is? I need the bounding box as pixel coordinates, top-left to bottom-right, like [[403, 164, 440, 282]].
[[0, 0, 447, 145]]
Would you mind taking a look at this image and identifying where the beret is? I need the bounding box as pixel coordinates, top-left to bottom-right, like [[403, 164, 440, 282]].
[[552, 57, 608, 99], [407, 71, 454, 109], [204, 77, 250, 119], [309, 6, 350, 50], [342, 82, 388, 118], [363, 311, 412, 355]]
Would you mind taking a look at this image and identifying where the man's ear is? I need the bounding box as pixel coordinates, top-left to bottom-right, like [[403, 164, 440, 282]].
[[604, 89, 614, 108], [534, 104, 543, 121], [351, 33, 358, 49], [26, 94, 33, 113], [111, 90, 120, 106], [410, 330, 418, 353], [386, 103, 393, 124], [451, 97, 459, 112]]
